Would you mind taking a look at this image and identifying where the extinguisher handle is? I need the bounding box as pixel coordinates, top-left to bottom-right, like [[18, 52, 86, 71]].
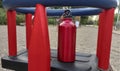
[[62, 10, 72, 18]]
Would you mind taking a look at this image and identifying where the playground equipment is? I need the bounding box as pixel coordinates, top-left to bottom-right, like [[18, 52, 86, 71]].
[[1, 0, 118, 71], [15, 8, 102, 16]]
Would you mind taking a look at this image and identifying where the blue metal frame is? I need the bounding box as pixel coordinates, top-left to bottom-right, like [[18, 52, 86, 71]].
[[2, 0, 118, 9], [16, 8, 103, 16]]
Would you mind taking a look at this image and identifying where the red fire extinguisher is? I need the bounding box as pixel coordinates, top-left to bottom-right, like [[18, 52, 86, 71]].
[[58, 10, 76, 62]]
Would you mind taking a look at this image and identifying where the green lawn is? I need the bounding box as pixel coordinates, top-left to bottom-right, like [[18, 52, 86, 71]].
[[0, 8, 7, 25], [0, 8, 25, 25]]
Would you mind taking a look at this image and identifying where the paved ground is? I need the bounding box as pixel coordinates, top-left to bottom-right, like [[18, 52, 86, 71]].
[[0, 25, 120, 71]]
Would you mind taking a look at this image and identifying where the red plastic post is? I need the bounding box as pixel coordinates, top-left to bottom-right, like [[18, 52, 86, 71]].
[[58, 18, 76, 62], [7, 10, 17, 56], [97, 8, 115, 70], [28, 4, 50, 71], [25, 13, 32, 49], [97, 10, 106, 59]]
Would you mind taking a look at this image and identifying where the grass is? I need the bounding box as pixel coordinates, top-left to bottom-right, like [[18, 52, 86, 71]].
[[0, 8, 7, 25], [0, 8, 25, 25]]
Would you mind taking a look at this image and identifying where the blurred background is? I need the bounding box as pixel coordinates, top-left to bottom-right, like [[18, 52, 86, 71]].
[[0, 0, 120, 71]]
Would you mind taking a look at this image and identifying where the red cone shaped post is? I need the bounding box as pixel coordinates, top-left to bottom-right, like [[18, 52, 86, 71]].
[[28, 4, 50, 71], [25, 13, 32, 49], [7, 10, 17, 56], [97, 8, 115, 70], [58, 18, 76, 62]]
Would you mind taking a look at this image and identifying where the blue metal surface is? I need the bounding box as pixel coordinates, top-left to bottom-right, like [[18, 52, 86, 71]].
[[2, 0, 118, 9], [16, 8, 102, 16]]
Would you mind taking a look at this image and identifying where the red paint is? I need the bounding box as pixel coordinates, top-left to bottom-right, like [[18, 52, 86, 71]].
[[58, 18, 76, 62], [97, 10, 106, 60], [97, 8, 115, 70], [7, 10, 17, 56], [28, 4, 50, 71], [25, 13, 32, 49]]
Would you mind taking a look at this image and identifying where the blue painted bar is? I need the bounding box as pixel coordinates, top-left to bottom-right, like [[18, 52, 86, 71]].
[[2, 0, 118, 9], [16, 8, 103, 16]]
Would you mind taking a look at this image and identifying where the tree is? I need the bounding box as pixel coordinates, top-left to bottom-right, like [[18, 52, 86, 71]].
[[80, 16, 88, 25], [0, 0, 2, 8]]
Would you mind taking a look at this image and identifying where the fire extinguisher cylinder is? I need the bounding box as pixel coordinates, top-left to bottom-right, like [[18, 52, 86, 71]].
[[58, 18, 76, 62]]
